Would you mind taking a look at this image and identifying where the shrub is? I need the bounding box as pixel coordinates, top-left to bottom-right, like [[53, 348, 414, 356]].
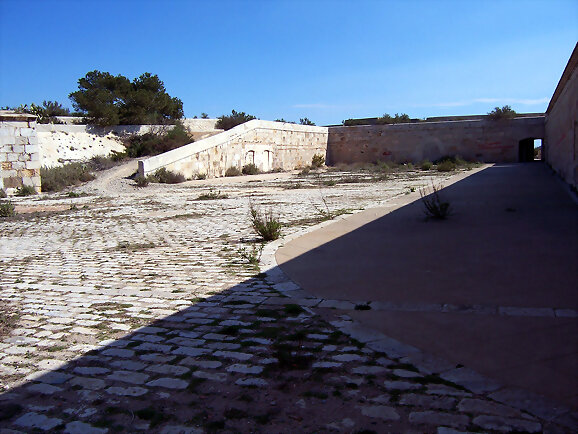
[[196, 189, 228, 200], [15, 100, 70, 124], [0, 201, 16, 218], [40, 163, 96, 192], [311, 154, 325, 168], [148, 168, 185, 184], [299, 117, 315, 126], [123, 122, 193, 158], [196, 173, 207, 180], [215, 110, 256, 131], [298, 166, 311, 176], [420, 184, 451, 220], [87, 154, 122, 171], [0, 189, 7, 198], [377, 113, 411, 124], [225, 166, 242, 177], [436, 160, 456, 172], [238, 243, 264, 267], [420, 160, 432, 170], [242, 163, 260, 175], [14, 185, 37, 196], [343, 118, 369, 126], [487, 105, 517, 120], [249, 202, 282, 241], [134, 175, 149, 187]]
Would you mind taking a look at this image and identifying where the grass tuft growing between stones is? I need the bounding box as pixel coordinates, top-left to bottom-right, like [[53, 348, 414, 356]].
[[420, 183, 451, 220], [249, 202, 282, 241], [196, 189, 229, 200], [0, 302, 20, 339]]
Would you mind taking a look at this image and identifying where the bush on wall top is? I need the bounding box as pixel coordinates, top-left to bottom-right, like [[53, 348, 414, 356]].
[[215, 110, 256, 131], [487, 105, 517, 120]]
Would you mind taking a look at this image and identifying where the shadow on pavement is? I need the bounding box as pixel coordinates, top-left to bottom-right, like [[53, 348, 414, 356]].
[[277, 163, 578, 411]]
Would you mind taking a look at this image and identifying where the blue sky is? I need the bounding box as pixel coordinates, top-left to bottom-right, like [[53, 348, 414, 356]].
[[0, 0, 576, 126]]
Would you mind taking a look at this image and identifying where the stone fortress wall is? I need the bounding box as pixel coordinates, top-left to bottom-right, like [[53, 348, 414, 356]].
[[37, 119, 222, 168], [1, 44, 576, 190], [326, 117, 545, 166], [138, 120, 329, 178], [0, 112, 41, 194], [544, 43, 578, 188]]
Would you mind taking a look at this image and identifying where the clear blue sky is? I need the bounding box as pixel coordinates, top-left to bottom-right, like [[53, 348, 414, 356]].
[[0, 0, 576, 126]]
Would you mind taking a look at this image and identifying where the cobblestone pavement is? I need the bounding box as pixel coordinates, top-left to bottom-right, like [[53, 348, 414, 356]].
[[0, 166, 575, 432]]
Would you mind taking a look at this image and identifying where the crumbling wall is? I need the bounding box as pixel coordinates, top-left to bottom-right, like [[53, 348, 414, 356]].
[[544, 44, 577, 188], [0, 112, 41, 193], [327, 117, 545, 165]]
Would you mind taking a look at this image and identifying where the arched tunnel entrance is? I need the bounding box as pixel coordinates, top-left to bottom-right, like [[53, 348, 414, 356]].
[[519, 138, 542, 162]]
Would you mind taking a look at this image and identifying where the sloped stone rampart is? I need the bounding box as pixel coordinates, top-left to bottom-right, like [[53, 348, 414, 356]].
[[0, 112, 41, 193], [327, 117, 545, 165], [138, 120, 329, 178]]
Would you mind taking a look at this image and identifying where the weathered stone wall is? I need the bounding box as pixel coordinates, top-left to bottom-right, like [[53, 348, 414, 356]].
[[37, 120, 223, 167], [138, 120, 328, 178], [38, 124, 127, 167], [544, 44, 577, 188], [326, 117, 545, 165], [0, 112, 41, 194]]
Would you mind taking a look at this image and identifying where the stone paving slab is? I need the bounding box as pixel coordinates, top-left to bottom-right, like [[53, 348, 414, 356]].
[[0, 165, 574, 432]]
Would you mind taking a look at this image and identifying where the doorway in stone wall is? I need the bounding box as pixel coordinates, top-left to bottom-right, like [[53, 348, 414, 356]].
[[533, 139, 543, 160], [518, 138, 541, 162], [245, 150, 255, 165]]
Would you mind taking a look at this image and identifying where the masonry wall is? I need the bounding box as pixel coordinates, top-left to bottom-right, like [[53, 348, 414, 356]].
[[37, 120, 223, 167], [544, 45, 578, 188], [139, 120, 328, 178], [0, 112, 41, 193], [327, 117, 545, 165]]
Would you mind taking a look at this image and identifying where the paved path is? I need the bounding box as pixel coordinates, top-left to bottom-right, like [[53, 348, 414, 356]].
[[0, 164, 575, 432], [277, 163, 578, 416]]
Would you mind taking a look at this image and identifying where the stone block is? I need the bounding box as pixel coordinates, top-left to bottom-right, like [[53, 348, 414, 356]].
[[1, 168, 17, 177], [0, 126, 17, 136], [0, 137, 13, 146], [20, 128, 35, 137], [6, 153, 18, 162], [18, 153, 31, 162], [29, 152, 40, 161], [15, 136, 27, 145], [3, 176, 22, 188], [25, 160, 40, 170], [25, 143, 39, 153], [27, 135, 38, 145], [21, 168, 38, 177], [12, 161, 25, 169]]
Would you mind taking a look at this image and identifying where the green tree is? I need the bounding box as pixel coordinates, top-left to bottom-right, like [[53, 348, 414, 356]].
[[215, 110, 256, 130], [299, 117, 315, 126], [487, 105, 517, 120], [14, 100, 71, 124], [69, 70, 183, 126], [122, 73, 183, 125]]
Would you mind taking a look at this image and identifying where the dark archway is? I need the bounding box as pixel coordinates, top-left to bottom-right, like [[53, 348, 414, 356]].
[[519, 138, 540, 162]]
